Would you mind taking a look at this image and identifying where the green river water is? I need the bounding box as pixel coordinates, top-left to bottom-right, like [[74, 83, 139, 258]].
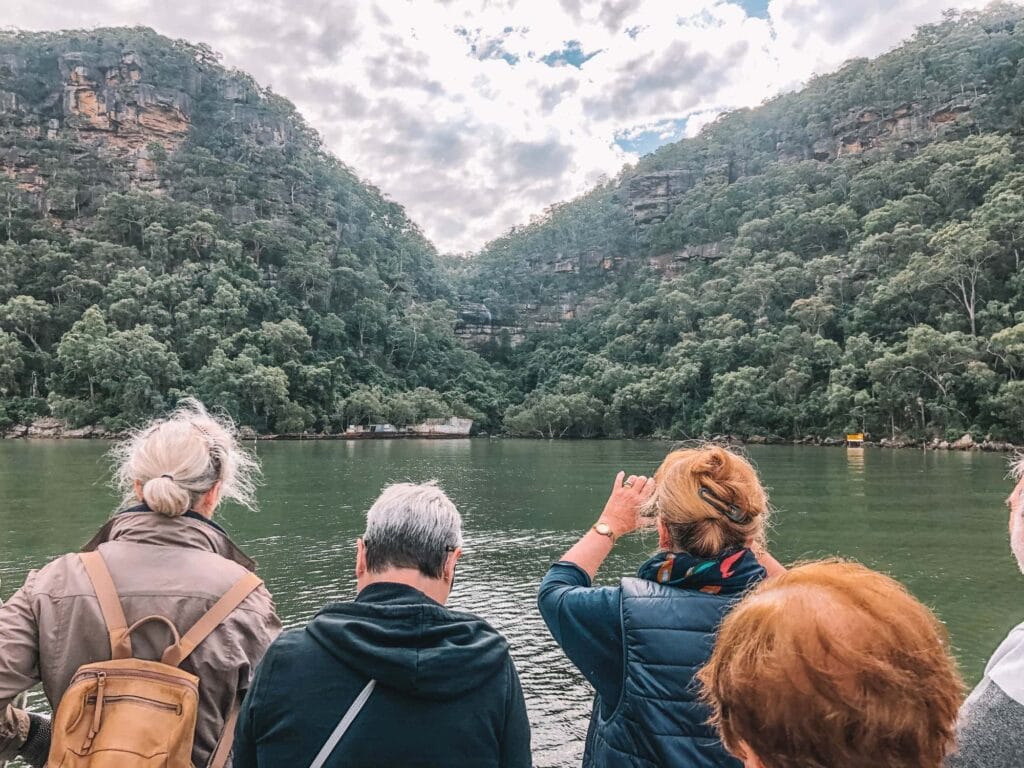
[[0, 439, 1020, 766]]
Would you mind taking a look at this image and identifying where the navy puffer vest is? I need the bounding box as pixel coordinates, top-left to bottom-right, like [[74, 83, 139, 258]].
[[582, 577, 744, 768]]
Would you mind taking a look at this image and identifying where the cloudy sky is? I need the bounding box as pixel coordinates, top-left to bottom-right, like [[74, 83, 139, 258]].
[[3, 0, 1002, 252]]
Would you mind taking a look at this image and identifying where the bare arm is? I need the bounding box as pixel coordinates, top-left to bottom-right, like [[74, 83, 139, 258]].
[[754, 549, 787, 577], [557, 471, 654, 581]]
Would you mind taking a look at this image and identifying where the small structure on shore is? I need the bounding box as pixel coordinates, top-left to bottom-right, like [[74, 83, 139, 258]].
[[846, 432, 865, 447], [409, 417, 474, 436], [344, 417, 473, 439]]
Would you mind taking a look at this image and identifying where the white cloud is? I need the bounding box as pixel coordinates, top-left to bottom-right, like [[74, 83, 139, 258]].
[[1, 0, 1010, 252]]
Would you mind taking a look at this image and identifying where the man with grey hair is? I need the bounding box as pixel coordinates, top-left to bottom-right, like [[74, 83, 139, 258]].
[[946, 458, 1024, 767], [233, 482, 532, 768]]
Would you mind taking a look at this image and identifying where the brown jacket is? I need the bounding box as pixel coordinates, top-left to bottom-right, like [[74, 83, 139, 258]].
[[0, 509, 282, 766]]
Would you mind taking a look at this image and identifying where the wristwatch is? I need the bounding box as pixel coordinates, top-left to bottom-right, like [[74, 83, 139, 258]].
[[592, 522, 616, 543]]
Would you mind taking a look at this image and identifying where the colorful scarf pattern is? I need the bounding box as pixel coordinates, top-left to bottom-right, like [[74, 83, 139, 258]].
[[636, 548, 766, 595]]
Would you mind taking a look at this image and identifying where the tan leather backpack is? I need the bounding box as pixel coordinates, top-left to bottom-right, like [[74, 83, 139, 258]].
[[47, 551, 262, 768]]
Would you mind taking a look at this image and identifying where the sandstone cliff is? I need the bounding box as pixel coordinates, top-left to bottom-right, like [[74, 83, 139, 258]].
[[0, 29, 293, 223], [628, 97, 980, 227]]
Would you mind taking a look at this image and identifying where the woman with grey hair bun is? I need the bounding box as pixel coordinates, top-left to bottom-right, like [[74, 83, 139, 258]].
[[111, 397, 260, 519], [0, 398, 281, 768]]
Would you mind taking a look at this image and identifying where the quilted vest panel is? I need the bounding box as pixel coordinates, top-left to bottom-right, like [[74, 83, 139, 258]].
[[583, 578, 744, 768]]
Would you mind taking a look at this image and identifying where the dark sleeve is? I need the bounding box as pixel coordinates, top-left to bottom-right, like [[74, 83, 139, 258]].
[[946, 677, 1024, 768], [500, 659, 532, 768], [536, 562, 624, 706], [234, 642, 277, 768]]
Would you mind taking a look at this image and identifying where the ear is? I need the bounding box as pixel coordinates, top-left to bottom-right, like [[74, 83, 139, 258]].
[[197, 480, 223, 516], [202, 481, 221, 505], [657, 519, 672, 550], [444, 547, 462, 582], [355, 538, 367, 578], [133, 479, 144, 501], [1009, 475, 1024, 531]]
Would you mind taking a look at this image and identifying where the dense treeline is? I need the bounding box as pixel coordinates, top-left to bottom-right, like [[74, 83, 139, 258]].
[[479, 5, 1024, 442], [0, 28, 506, 433]]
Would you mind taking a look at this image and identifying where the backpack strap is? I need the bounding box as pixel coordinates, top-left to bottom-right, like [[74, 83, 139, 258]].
[[79, 551, 133, 660], [309, 680, 376, 768], [162, 572, 263, 668], [174, 572, 262, 768], [206, 698, 240, 768]]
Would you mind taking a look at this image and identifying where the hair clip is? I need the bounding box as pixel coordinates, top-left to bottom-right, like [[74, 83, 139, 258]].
[[698, 486, 748, 524], [190, 422, 223, 476]]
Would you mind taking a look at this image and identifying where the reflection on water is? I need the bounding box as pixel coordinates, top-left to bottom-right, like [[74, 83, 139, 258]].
[[0, 439, 1020, 767], [846, 446, 865, 473]]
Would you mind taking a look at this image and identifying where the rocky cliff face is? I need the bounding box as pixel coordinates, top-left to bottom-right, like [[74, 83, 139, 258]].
[[646, 240, 727, 274], [0, 33, 292, 222], [627, 97, 979, 227], [0, 47, 191, 212], [810, 98, 976, 160], [629, 169, 703, 226]]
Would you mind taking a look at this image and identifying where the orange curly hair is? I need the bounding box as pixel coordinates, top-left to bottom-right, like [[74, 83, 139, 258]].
[[698, 560, 964, 768]]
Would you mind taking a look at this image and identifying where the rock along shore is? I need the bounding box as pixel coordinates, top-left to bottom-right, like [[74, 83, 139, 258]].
[[2, 418, 1019, 453]]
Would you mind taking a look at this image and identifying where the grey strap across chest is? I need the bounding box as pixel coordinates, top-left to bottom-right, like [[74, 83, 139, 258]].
[[308, 679, 376, 768]]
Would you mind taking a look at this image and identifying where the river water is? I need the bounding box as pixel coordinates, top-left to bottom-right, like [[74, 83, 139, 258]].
[[0, 439, 1020, 766]]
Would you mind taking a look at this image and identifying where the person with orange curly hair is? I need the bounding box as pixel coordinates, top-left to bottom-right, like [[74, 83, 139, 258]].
[[538, 445, 785, 768], [698, 560, 964, 768]]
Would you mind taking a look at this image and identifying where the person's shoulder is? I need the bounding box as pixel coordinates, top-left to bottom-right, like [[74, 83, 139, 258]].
[[250, 627, 311, 676], [266, 626, 311, 654], [950, 677, 1024, 768], [440, 604, 509, 641], [1005, 619, 1024, 644], [22, 551, 88, 597]]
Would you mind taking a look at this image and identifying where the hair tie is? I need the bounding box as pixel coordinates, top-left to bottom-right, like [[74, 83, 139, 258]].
[[161, 474, 175, 481]]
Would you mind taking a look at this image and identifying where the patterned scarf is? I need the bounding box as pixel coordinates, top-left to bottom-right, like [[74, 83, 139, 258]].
[[636, 548, 766, 595]]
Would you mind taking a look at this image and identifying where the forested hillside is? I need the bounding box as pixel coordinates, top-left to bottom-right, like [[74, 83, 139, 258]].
[[0, 28, 504, 433], [6, 9, 1024, 443], [464, 4, 1024, 443]]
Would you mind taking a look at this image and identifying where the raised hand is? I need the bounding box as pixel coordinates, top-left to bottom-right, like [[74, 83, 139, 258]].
[[598, 471, 655, 539]]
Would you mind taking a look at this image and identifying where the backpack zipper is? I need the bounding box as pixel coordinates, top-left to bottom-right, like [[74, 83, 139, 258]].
[[69, 667, 198, 694], [82, 672, 105, 753], [85, 693, 182, 715]]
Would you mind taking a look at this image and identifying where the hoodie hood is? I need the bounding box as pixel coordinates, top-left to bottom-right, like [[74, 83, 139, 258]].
[[307, 582, 511, 700]]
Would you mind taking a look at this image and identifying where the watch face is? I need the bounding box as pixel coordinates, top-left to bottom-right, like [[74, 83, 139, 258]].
[[594, 523, 612, 536]]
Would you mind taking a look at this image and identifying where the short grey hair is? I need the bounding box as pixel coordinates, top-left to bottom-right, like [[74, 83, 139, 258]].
[[362, 482, 463, 579]]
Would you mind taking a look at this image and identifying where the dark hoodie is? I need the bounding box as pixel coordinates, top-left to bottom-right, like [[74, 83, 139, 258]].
[[234, 582, 532, 768]]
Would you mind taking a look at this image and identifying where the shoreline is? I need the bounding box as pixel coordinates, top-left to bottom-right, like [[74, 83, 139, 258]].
[[1, 420, 1018, 452]]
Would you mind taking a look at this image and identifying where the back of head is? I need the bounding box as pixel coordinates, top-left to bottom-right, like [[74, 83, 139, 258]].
[[111, 398, 259, 517], [698, 560, 963, 768], [645, 444, 769, 557], [362, 482, 463, 579]]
